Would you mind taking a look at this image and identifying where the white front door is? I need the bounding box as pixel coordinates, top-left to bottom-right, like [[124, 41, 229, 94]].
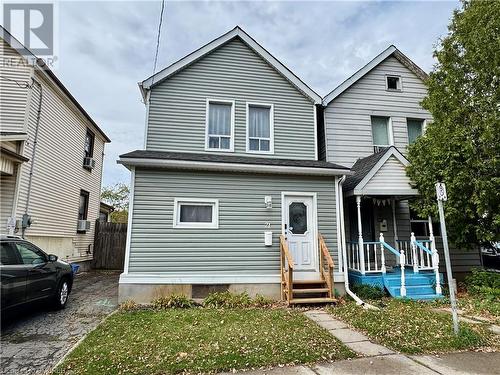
[[283, 193, 319, 280]]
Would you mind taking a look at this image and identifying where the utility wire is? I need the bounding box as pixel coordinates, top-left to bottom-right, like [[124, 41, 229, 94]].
[[0, 75, 32, 88], [151, 0, 166, 85]]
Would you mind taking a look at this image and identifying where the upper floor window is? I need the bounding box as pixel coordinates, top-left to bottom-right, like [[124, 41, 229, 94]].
[[386, 75, 401, 91], [84, 129, 95, 158], [206, 99, 234, 152], [247, 103, 274, 153], [371, 116, 392, 149], [407, 118, 424, 144]]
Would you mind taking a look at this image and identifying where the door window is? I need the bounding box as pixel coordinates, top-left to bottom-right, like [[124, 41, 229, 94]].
[[1, 243, 20, 265], [15, 243, 47, 265], [289, 202, 307, 234]]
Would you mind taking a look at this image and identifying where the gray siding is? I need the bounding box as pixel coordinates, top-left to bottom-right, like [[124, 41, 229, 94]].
[[147, 38, 316, 160], [325, 56, 432, 167], [128, 169, 337, 276]]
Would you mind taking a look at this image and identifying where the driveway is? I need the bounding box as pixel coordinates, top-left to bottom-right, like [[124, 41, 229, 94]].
[[1, 271, 119, 375]]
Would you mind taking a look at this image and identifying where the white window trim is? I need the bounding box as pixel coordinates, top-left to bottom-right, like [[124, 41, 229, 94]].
[[385, 74, 403, 92], [245, 102, 274, 154], [371, 116, 394, 148], [205, 98, 235, 152], [173, 198, 219, 229]]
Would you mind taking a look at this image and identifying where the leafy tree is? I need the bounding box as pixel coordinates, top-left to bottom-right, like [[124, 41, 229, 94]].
[[101, 183, 129, 223], [407, 0, 499, 249]]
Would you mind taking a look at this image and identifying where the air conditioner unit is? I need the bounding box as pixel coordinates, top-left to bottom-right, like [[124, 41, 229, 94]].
[[83, 157, 95, 170], [77, 220, 91, 232]]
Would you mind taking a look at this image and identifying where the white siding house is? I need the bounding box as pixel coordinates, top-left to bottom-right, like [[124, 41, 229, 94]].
[[323, 45, 481, 288], [0, 28, 110, 265]]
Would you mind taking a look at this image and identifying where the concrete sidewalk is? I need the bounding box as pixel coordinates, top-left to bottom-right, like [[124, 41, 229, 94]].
[[222, 352, 500, 374]]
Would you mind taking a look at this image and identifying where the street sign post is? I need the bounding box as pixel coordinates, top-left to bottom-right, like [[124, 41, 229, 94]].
[[435, 182, 459, 334]]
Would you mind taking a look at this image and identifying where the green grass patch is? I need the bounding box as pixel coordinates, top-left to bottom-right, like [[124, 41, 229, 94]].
[[329, 299, 498, 354], [54, 308, 354, 374]]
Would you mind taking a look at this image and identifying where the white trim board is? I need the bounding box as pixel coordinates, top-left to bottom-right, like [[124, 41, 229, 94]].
[[123, 167, 135, 274], [118, 157, 351, 176], [140, 26, 322, 104]]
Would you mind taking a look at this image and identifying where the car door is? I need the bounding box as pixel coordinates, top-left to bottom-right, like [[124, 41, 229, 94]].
[[15, 241, 58, 301], [1, 241, 28, 310]]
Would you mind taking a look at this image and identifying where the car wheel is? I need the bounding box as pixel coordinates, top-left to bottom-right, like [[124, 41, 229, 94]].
[[54, 278, 70, 309]]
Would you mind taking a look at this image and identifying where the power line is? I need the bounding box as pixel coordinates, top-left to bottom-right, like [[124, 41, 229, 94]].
[[0, 74, 32, 88], [152, 0, 166, 83]]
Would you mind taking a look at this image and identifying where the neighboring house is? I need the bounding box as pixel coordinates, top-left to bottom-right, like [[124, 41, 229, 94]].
[[0, 27, 110, 266], [322, 46, 481, 297], [118, 27, 349, 303], [118, 27, 480, 303], [99, 202, 114, 222]]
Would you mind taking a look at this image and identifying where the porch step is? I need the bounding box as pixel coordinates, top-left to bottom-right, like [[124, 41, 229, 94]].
[[292, 279, 326, 285], [289, 297, 336, 305], [292, 288, 330, 294]]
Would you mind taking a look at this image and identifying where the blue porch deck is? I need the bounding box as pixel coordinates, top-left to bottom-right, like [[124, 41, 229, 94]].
[[349, 267, 444, 300]]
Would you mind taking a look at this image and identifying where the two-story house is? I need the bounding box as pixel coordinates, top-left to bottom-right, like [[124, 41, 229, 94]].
[[0, 27, 110, 268], [322, 46, 481, 299], [119, 27, 480, 304], [118, 27, 349, 303]]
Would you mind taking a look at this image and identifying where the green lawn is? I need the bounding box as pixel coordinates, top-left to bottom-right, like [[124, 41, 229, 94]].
[[54, 308, 354, 374], [329, 299, 498, 354]]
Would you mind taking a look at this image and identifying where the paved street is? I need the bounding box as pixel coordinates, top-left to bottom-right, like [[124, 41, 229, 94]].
[[1, 271, 119, 375]]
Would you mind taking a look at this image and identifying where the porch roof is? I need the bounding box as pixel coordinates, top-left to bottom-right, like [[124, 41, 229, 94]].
[[344, 146, 418, 196]]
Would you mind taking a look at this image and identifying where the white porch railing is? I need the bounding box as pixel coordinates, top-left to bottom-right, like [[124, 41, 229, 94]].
[[347, 233, 442, 297]]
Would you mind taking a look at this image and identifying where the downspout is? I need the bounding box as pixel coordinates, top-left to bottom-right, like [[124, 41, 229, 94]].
[[22, 78, 43, 238], [337, 175, 378, 310]]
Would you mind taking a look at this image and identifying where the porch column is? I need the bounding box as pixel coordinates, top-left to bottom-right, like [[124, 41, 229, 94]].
[[356, 195, 365, 274], [391, 198, 398, 244]]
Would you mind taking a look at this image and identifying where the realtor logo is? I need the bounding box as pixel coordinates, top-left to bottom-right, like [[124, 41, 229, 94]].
[[3, 3, 54, 55]]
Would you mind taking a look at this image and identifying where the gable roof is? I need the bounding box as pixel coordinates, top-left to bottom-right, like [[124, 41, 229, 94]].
[[343, 146, 418, 196], [322, 45, 429, 106], [0, 26, 111, 142], [140, 26, 322, 104]]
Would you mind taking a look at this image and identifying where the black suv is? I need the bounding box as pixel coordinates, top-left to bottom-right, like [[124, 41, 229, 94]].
[[1, 236, 74, 311]]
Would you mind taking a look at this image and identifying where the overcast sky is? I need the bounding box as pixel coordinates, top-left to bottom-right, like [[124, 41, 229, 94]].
[[50, 0, 459, 186]]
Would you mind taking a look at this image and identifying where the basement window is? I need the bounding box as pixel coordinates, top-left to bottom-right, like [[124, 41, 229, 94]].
[[173, 198, 219, 229]]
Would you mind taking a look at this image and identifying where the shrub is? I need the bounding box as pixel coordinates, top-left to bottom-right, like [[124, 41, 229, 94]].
[[465, 269, 500, 299], [351, 283, 386, 300], [152, 294, 195, 309], [119, 299, 140, 311], [253, 294, 274, 307], [204, 291, 252, 308]]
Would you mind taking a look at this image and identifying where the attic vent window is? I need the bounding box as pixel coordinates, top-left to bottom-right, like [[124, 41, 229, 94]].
[[386, 76, 401, 91]]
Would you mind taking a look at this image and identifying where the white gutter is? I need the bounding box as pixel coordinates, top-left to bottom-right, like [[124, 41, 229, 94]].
[[338, 175, 378, 310], [118, 157, 352, 177]]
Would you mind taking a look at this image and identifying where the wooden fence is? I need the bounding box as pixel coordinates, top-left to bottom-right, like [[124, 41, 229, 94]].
[[92, 220, 127, 270]]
